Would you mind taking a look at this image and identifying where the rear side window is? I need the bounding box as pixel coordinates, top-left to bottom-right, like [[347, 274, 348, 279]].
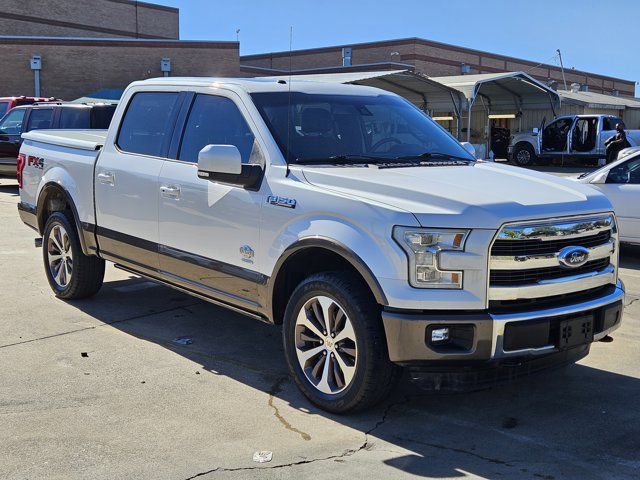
[[59, 108, 91, 129], [0, 102, 9, 117], [117, 92, 181, 157], [26, 108, 54, 131], [602, 117, 625, 131], [179, 94, 256, 163], [90, 106, 116, 129]]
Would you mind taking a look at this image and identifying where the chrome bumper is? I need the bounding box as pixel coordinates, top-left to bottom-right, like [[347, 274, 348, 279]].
[[490, 280, 624, 358], [381, 280, 624, 364]]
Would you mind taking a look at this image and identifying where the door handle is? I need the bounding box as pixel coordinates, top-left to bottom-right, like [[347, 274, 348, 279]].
[[97, 171, 115, 186], [160, 184, 181, 198]]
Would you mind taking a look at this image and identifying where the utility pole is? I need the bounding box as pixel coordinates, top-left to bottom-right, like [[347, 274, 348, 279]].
[[556, 49, 568, 91]]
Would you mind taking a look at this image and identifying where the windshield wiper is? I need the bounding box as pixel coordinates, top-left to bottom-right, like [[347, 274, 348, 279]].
[[394, 152, 474, 162], [295, 154, 386, 165]]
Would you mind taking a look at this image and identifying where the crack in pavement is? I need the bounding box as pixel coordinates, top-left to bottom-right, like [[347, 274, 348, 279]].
[[183, 394, 414, 478], [625, 296, 639, 308], [267, 377, 311, 441], [0, 302, 201, 349], [389, 434, 514, 467]]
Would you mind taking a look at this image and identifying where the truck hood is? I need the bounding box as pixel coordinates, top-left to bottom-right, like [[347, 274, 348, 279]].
[[301, 162, 613, 229]]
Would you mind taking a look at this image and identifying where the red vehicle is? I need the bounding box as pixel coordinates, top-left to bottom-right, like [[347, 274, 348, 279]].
[[0, 96, 60, 117]]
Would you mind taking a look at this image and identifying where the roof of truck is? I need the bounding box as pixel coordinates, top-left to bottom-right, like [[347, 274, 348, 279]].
[[129, 77, 389, 95]]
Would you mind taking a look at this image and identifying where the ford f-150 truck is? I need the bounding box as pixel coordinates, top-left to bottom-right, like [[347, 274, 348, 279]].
[[509, 114, 640, 166], [17, 78, 625, 413]]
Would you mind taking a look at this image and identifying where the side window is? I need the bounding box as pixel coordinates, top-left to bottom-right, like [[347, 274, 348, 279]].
[[179, 94, 257, 163], [607, 157, 640, 185], [0, 108, 26, 135], [58, 108, 91, 129], [26, 108, 54, 131], [117, 92, 181, 157], [90, 106, 117, 129]]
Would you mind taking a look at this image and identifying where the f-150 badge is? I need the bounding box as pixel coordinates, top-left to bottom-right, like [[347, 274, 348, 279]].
[[266, 195, 296, 209]]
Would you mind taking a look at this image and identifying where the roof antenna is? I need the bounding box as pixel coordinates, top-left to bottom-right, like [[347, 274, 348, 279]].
[[285, 26, 293, 176]]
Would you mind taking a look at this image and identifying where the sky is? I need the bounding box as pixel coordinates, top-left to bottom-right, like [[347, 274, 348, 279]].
[[151, 0, 639, 96]]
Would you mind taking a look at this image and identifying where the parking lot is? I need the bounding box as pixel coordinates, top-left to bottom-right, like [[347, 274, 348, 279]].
[[0, 176, 639, 480]]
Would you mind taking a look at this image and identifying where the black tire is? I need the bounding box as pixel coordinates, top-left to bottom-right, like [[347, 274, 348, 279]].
[[43, 211, 105, 299], [512, 143, 537, 167], [283, 272, 401, 413]]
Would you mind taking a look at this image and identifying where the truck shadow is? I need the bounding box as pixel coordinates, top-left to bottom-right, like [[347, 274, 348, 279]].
[[65, 269, 640, 479], [0, 183, 19, 196]]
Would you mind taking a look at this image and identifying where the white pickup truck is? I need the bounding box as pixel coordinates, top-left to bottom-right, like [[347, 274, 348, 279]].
[[509, 114, 640, 166], [17, 78, 625, 412]]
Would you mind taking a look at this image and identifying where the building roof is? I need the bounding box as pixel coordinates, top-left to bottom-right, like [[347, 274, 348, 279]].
[[557, 89, 640, 110]]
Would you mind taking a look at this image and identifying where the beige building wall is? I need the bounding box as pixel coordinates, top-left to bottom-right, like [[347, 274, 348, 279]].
[[0, 38, 240, 99], [0, 0, 179, 39]]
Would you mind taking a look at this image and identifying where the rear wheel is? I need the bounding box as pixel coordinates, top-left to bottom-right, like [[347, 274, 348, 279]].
[[43, 211, 105, 299], [513, 143, 536, 167], [283, 272, 400, 413]]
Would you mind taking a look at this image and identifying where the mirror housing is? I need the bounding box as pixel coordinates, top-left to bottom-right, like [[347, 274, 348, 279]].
[[198, 144, 242, 175], [590, 170, 609, 184], [460, 142, 476, 158], [197, 144, 264, 191]]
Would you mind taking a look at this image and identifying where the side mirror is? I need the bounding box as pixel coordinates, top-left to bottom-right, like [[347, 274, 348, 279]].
[[197, 144, 264, 191], [532, 128, 539, 135], [590, 171, 609, 184], [197, 144, 242, 176], [460, 142, 476, 158]]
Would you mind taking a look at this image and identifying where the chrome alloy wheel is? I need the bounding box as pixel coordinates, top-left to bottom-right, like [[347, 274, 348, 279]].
[[294, 295, 358, 395], [47, 224, 73, 289], [516, 149, 531, 164]]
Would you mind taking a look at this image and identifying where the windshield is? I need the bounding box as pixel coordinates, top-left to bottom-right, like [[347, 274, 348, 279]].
[[0, 102, 9, 117], [250, 92, 474, 164]]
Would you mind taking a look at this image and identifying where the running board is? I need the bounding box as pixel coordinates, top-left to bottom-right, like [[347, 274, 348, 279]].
[[113, 263, 271, 324]]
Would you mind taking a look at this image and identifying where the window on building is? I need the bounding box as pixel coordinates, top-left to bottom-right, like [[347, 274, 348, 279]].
[[179, 94, 257, 163], [117, 92, 181, 157], [26, 108, 54, 131], [0, 108, 26, 135]]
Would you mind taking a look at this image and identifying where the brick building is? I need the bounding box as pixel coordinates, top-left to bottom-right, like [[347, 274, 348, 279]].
[[0, 0, 240, 99], [241, 37, 636, 98]]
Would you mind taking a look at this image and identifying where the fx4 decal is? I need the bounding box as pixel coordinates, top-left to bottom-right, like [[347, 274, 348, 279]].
[[27, 156, 45, 170]]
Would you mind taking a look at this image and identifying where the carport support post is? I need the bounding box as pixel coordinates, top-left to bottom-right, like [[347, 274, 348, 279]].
[[466, 96, 475, 143]]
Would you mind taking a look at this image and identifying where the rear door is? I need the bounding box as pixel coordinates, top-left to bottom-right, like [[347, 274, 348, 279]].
[[157, 90, 266, 308], [0, 108, 26, 165], [595, 155, 640, 243], [94, 89, 183, 271]]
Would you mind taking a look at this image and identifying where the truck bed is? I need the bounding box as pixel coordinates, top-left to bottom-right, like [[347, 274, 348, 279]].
[[21, 130, 108, 151]]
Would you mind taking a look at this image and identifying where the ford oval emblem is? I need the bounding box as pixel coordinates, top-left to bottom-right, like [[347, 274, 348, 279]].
[[558, 246, 589, 268]]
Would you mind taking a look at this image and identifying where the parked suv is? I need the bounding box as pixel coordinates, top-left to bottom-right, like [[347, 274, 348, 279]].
[[0, 96, 60, 117], [0, 102, 116, 177], [17, 78, 624, 413]]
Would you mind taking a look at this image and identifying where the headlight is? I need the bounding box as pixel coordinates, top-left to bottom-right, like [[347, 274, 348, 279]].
[[393, 227, 469, 289]]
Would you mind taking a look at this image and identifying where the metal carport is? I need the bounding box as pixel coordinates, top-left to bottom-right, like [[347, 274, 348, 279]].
[[432, 72, 561, 143], [264, 70, 467, 138]]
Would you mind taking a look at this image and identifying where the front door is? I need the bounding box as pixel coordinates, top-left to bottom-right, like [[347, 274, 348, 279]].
[[158, 91, 265, 311], [94, 90, 182, 271], [541, 117, 573, 155], [596, 155, 640, 243], [0, 108, 26, 172]]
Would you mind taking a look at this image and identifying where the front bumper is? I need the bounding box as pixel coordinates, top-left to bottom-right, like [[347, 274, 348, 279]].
[[382, 280, 624, 365]]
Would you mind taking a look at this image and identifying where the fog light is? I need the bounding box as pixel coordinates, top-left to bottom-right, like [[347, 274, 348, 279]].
[[431, 328, 450, 343]]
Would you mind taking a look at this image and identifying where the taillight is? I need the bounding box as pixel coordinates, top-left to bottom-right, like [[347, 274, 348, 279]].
[[16, 153, 26, 189]]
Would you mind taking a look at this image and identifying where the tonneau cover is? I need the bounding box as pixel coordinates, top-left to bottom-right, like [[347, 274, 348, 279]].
[[21, 129, 108, 151]]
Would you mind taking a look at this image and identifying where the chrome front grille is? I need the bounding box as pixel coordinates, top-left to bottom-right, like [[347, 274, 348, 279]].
[[488, 214, 618, 302]]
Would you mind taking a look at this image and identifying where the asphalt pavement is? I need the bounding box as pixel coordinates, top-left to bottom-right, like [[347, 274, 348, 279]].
[[1, 177, 639, 480]]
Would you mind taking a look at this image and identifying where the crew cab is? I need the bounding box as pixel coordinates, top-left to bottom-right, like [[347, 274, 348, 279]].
[[509, 114, 640, 166], [17, 78, 625, 412], [1, 102, 116, 177]]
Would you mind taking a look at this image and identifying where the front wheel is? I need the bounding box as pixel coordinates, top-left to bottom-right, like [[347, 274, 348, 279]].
[[43, 211, 105, 299], [283, 272, 400, 413], [512, 143, 537, 167]]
